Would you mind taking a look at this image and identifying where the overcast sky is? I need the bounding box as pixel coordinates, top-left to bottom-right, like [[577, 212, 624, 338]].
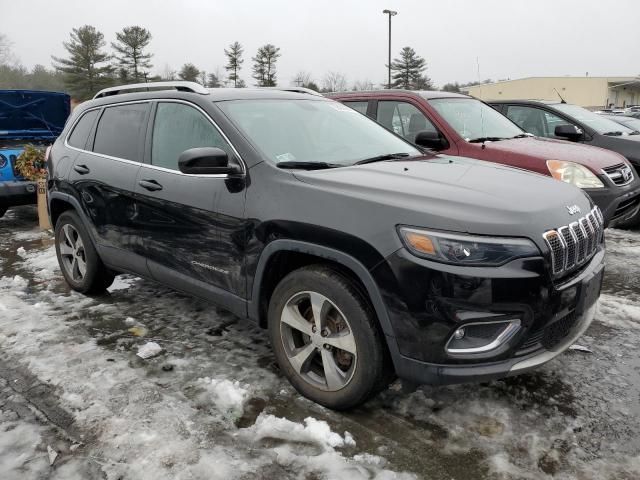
[[2, 0, 639, 87]]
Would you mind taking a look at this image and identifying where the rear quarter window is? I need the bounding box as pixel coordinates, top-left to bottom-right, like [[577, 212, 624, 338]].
[[67, 109, 99, 149], [93, 103, 149, 161]]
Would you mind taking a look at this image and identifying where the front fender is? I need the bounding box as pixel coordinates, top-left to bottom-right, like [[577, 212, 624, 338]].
[[249, 239, 395, 338]]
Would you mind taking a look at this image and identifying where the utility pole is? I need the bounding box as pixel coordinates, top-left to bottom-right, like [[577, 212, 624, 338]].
[[382, 9, 397, 89]]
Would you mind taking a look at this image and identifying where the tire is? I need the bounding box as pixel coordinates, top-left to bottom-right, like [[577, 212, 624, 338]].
[[54, 210, 114, 293], [0, 206, 7, 218], [268, 265, 391, 410]]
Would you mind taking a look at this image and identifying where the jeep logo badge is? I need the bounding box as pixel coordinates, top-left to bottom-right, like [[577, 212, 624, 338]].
[[566, 205, 581, 215]]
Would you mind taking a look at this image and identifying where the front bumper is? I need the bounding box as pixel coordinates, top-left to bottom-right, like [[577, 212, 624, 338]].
[[0, 180, 37, 208], [373, 245, 605, 386], [586, 182, 640, 227]]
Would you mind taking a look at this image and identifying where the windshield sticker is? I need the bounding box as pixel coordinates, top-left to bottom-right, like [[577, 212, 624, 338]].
[[276, 152, 297, 162]]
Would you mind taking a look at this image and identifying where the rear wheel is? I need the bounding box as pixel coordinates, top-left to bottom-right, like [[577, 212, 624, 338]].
[[268, 265, 390, 410], [0, 206, 7, 218], [54, 210, 114, 293]]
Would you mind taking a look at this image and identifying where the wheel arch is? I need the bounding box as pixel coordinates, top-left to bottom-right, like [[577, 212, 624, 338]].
[[249, 239, 395, 340], [48, 192, 96, 243]]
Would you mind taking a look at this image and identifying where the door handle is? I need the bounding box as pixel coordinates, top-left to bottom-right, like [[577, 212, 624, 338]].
[[138, 179, 163, 191], [73, 164, 90, 175]]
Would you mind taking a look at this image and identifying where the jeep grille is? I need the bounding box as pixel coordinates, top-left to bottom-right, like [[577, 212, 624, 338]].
[[542, 206, 604, 276]]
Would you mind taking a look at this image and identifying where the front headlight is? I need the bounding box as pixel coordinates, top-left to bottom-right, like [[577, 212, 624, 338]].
[[398, 227, 540, 266], [546, 160, 604, 188]]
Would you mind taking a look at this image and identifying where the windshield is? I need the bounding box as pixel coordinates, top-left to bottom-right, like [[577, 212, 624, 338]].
[[606, 116, 640, 132], [218, 99, 420, 166], [429, 98, 523, 141], [553, 104, 635, 135]]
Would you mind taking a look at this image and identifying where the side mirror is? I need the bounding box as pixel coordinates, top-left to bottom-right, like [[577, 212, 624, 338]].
[[178, 147, 239, 175], [414, 131, 448, 151], [554, 124, 583, 141]]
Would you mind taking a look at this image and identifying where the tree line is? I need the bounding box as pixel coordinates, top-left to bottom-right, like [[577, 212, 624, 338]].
[[1, 27, 482, 100]]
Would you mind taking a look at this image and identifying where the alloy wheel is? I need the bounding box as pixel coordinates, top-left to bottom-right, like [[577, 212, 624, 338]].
[[280, 291, 357, 391], [58, 223, 87, 282]]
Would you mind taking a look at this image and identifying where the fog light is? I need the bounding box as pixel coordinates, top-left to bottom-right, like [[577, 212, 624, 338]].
[[453, 328, 465, 340], [446, 319, 521, 355]]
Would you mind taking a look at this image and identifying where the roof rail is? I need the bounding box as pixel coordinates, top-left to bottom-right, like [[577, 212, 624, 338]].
[[261, 87, 323, 97], [93, 81, 209, 99]]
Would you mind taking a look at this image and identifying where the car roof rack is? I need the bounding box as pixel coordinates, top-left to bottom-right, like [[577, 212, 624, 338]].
[[93, 81, 209, 99], [260, 87, 323, 97]]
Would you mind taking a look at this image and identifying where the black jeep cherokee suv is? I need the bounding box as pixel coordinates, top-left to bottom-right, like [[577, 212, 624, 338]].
[[47, 82, 605, 409]]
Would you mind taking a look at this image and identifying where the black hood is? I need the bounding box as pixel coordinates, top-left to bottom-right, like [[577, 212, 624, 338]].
[[291, 156, 591, 250], [593, 133, 640, 166]]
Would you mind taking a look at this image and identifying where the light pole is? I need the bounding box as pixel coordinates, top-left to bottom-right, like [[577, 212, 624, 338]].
[[382, 9, 397, 89]]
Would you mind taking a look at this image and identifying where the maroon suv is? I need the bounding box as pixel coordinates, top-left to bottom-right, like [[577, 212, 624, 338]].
[[329, 90, 640, 227]]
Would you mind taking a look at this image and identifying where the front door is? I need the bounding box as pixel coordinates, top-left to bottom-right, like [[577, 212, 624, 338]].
[[133, 100, 248, 313]]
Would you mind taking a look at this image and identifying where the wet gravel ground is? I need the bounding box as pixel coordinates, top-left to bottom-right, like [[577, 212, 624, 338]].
[[1, 206, 639, 480]]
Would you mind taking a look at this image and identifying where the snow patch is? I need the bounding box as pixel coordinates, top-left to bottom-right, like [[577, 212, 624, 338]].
[[16, 244, 59, 279], [108, 275, 138, 292]]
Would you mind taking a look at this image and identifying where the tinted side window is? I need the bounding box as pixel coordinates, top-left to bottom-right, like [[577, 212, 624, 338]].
[[151, 102, 234, 171], [67, 109, 99, 149], [377, 101, 437, 142], [93, 103, 148, 161], [343, 101, 369, 116]]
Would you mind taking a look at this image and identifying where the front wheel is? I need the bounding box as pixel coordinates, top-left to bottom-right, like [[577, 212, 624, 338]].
[[268, 265, 391, 410], [0, 206, 7, 218], [54, 210, 114, 293]]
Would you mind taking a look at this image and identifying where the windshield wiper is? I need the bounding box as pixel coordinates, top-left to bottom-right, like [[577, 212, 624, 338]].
[[468, 137, 506, 143], [629, 131, 640, 135], [354, 153, 411, 165], [511, 133, 533, 139], [276, 161, 341, 170], [602, 131, 624, 136]]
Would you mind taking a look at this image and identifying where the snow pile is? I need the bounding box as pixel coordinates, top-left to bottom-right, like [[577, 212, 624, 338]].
[[246, 414, 351, 449], [196, 378, 250, 417], [137, 341, 163, 359], [239, 414, 415, 480]]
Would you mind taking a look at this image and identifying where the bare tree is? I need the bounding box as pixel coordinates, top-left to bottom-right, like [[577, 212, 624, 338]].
[[160, 63, 176, 80], [0, 33, 14, 65], [292, 71, 312, 87], [352, 79, 374, 91], [322, 71, 348, 92]]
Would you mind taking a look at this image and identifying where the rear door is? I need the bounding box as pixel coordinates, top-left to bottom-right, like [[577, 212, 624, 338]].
[[67, 101, 150, 274], [133, 100, 247, 312]]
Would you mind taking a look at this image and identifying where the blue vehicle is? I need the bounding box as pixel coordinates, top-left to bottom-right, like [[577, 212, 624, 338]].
[[0, 90, 70, 218]]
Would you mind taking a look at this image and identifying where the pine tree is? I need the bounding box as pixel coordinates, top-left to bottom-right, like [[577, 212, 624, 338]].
[[224, 41, 244, 88], [252, 44, 280, 87], [111, 26, 153, 83], [390, 47, 427, 90], [207, 73, 221, 88], [178, 63, 200, 82], [52, 25, 113, 100]]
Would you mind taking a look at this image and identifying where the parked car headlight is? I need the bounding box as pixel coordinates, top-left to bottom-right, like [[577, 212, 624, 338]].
[[398, 227, 540, 266], [546, 160, 604, 188]]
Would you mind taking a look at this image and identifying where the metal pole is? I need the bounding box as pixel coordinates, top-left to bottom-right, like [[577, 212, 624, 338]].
[[388, 14, 392, 89], [383, 10, 397, 89]]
